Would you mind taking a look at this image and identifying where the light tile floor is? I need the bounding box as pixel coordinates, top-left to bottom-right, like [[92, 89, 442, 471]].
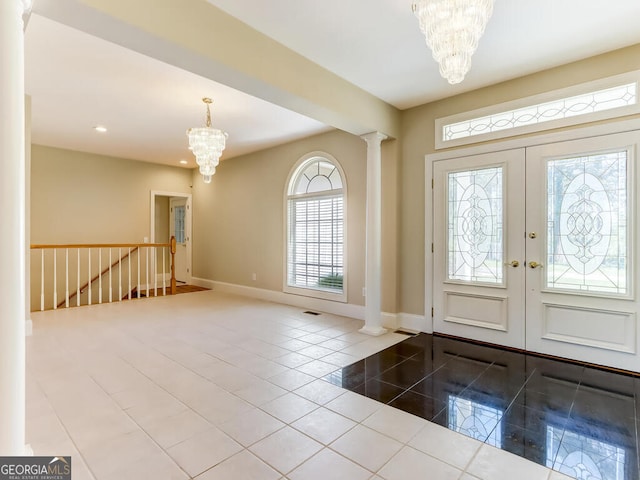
[[26, 290, 571, 479]]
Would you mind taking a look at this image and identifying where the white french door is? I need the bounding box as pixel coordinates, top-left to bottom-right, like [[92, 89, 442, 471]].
[[525, 132, 640, 371], [432, 131, 640, 371], [433, 149, 526, 349]]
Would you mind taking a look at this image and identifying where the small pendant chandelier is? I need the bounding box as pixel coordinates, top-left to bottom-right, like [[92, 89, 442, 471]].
[[413, 0, 494, 85], [187, 98, 227, 183]]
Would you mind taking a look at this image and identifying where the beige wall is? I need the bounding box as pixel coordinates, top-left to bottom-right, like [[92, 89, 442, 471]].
[[399, 44, 640, 316], [31, 145, 192, 244], [30, 146, 192, 311], [192, 129, 400, 309], [30, 45, 640, 318], [154, 196, 170, 244]]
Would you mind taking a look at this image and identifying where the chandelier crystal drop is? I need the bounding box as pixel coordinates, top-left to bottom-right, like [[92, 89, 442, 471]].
[[187, 98, 227, 184], [412, 0, 494, 85]]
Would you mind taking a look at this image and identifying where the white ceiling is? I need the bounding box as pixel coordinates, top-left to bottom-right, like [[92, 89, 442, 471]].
[[25, 0, 640, 168]]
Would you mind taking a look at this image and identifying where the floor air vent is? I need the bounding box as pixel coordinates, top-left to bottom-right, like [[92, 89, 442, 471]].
[[303, 311, 320, 316], [394, 329, 418, 336]]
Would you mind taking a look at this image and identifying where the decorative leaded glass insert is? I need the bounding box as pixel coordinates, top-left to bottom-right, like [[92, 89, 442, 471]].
[[547, 425, 626, 480], [443, 83, 637, 142], [174, 205, 186, 244], [546, 152, 628, 295], [448, 395, 502, 448], [448, 167, 503, 284]]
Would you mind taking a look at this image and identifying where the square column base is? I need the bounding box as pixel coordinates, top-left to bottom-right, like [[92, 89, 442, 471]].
[[359, 325, 388, 337]]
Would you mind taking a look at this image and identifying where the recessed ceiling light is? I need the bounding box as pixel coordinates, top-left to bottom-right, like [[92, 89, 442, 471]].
[[179, 159, 188, 165], [94, 126, 107, 133]]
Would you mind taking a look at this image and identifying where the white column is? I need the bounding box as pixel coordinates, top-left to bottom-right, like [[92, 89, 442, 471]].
[[25, 95, 32, 336], [0, 0, 29, 456], [359, 132, 388, 336]]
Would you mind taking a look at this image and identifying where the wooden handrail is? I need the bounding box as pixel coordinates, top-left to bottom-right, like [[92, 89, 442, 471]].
[[31, 242, 171, 249], [56, 246, 139, 308]]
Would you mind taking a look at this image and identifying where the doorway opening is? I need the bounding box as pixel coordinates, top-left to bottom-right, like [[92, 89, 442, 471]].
[[150, 191, 192, 286]]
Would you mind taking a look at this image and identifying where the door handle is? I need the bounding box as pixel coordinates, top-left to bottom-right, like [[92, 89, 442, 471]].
[[505, 260, 519, 268], [528, 261, 543, 269]]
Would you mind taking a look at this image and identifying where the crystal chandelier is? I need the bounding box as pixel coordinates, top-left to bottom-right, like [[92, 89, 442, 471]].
[[412, 0, 494, 85], [187, 98, 227, 183]]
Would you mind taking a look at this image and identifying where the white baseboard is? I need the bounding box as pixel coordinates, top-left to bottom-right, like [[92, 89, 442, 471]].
[[381, 312, 398, 330], [191, 277, 215, 289], [191, 278, 431, 334], [192, 278, 366, 319], [398, 312, 430, 333]]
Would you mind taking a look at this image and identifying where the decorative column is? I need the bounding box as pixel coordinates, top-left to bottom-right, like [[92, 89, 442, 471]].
[[0, 0, 29, 456], [359, 132, 388, 336]]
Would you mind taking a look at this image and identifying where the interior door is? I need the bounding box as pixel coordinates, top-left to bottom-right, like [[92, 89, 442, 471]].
[[525, 131, 640, 372], [433, 149, 526, 349], [170, 197, 188, 283]]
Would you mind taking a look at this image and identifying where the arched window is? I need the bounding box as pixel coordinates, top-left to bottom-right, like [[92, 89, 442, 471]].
[[285, 153, 346, 300]]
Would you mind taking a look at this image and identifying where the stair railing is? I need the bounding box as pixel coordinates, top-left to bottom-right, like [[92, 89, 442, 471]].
[[30, 237, 176, 311]]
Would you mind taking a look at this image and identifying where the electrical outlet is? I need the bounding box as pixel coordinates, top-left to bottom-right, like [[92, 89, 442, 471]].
[[362, 287, 366, 297], [252, 273, 257, 281]]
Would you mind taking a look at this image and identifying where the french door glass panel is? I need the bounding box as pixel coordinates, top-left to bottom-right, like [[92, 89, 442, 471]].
[[525, 131, 639, 373], [546, 151, 629, 296], [448, 167, 504, 284]]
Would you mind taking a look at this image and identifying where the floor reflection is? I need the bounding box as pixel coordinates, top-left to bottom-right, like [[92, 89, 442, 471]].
[[324, 333, 640, 480]]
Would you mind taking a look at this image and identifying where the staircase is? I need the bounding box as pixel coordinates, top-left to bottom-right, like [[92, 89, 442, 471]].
[[31, 237, 177, 311]]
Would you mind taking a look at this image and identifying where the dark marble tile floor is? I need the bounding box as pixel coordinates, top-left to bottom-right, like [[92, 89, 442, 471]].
[[324, 333, 640, 480]]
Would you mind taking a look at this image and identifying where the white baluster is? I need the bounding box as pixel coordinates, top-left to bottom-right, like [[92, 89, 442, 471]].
[[65, 248, 69, 308], [53, 249, 57, 310], [98, 248, 102, 304], [88, 249, 92, 305], [145, 247, 149, 298], [162, 246, 166, 296], [128, 248, 131, 301], [154, 246, 157, 296], [77, 249, 80, 307], [137, 249, 141, 298], [118, 247, 122, 301], [40, 250, 44, 311], [109, 248, 112, 303]]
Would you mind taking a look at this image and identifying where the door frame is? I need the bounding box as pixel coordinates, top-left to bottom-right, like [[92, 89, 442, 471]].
[[425, 117, 640, 334], [150, 190, 193, 285]]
